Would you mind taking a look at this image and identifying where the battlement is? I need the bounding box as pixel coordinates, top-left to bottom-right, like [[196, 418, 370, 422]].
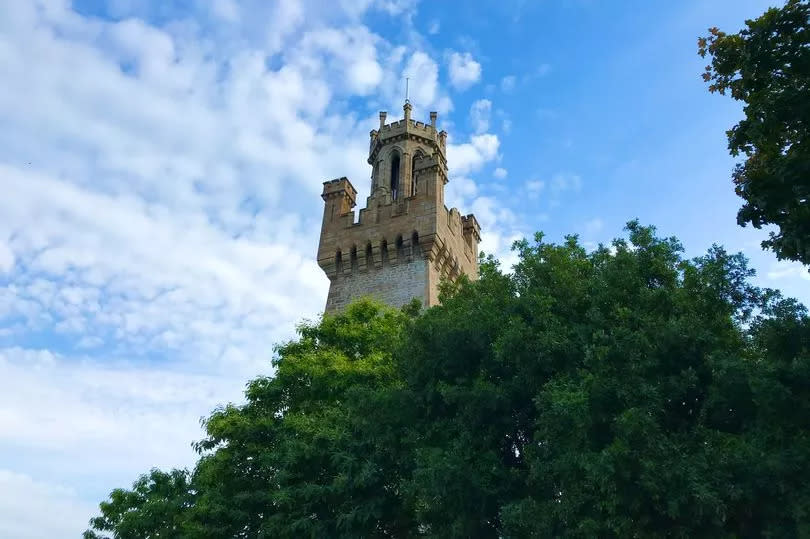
[[368, 106, 447, 162], [318, 206, 476, 283], [377, 118, 436, 137], [462, 214, 481, 242], [442, 208, 480, 250], [322, 177, 357, 203]]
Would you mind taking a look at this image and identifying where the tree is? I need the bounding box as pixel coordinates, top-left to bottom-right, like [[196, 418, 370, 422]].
[[86, 301, 420, 539], [397, 223, 810, 537], [87, 223, 810, 538], [187, 300, 419, 538], [699, 0, 810, 264], [82, 469, 194, 539]]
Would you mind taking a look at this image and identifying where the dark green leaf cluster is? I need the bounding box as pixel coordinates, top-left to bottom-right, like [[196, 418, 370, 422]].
[[699, 0, 810, 264], [87, 223, 810, 538]]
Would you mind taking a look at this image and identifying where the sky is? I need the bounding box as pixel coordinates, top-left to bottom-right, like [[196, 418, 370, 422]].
[[0, 0, 808, 536]]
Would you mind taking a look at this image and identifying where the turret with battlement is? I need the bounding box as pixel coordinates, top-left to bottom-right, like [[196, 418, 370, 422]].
[[318, 102, 480, 312]]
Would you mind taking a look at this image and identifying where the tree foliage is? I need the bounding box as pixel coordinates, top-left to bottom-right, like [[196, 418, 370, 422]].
[[83, 469, 194, 539], [87, 222, 810, 538], [699, 0, 810, 264]]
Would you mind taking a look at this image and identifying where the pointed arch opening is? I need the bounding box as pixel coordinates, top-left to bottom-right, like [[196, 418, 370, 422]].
[[365, 243, 373, 271], [335, 249, 343, 275], [390, 153, 400, 201], [411, 150, 424, 196], [350, 245, 358, 272], [381, 239, 389, 266], [396, 235, 405, 259], [411, 231, 420, 258]]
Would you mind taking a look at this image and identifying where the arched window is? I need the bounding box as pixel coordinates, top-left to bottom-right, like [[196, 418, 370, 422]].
[[381, 239, 389, 265], [390, 153, 400, 201], [335, 249, 343, 275], [350, 246, 358, 272], [365, 243, 373, 270], [411, 151, 423, 196], [396, 235, 405, 259], [412, 231, 420, 257]]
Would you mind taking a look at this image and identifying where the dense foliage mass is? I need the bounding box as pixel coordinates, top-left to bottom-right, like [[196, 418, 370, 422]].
[[699, 0, 810, 264], [85, 222, 810, 538]]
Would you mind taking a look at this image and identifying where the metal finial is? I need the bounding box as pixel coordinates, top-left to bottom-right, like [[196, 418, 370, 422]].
[[405, 77, 409, 104]]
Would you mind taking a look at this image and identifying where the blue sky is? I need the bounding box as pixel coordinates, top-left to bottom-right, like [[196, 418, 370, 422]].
[[1, 0, 807, 536]]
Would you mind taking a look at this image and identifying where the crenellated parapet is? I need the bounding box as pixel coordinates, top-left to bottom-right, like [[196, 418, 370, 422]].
[[462, 214, 481, 244], [322, 177, 357, 203], [368, 123, 447, 165], [319, 232, 424, 281], [368, 102, 446, 168]]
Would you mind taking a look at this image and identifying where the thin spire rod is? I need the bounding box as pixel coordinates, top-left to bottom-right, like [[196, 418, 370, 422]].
[[405, 77, 410, 103]]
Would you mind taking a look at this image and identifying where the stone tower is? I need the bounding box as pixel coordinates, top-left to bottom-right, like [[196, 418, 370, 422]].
[[317, 102, 481, 313]]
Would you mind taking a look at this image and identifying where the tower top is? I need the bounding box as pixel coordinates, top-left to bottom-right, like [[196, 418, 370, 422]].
[[369, 102, 445, 167]]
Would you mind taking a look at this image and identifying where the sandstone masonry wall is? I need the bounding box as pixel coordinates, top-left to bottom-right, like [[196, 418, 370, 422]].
[[325, 258, 427, 312]]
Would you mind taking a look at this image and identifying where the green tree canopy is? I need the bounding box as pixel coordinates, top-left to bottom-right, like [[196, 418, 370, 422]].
[[83, 469, 194, 538], [87, 222, 810, 538], [699, 0, 810, 264]]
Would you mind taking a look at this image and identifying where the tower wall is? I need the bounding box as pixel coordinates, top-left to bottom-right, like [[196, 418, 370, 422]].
[[317, 104, 480, 314], [325, 257, 428, 312]]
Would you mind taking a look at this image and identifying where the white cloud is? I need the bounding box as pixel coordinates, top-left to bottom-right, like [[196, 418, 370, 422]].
[[502, 118, 512, 133], [0, 469, 96, 539], [448, 134, 500, 175], [472, 196, 514, 231], [550, 172, 583, 193], [583, 218, 604, 236], [212, 0, 241, 21], [428, 19, 440, 34], [523, 173, 581, 204], [0, 165, 326, 362], [447, 51, 482, 90], [0, 347, 241, 469], [443, 130, 520, 274], [445, 176, 479, 210], [293, 26, 384, 95], [469, 98, 492, 133], [471, 197, 523, 270], [369, 0, 420, 16], [0, 240, 13, 273], [525, 179, 546, 199], [0, 347, 247, 535], [500, 75, 516, 93], [403, 51, 440, 108], [767, 261, 810, 282], [493, 167, 508, 180]]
